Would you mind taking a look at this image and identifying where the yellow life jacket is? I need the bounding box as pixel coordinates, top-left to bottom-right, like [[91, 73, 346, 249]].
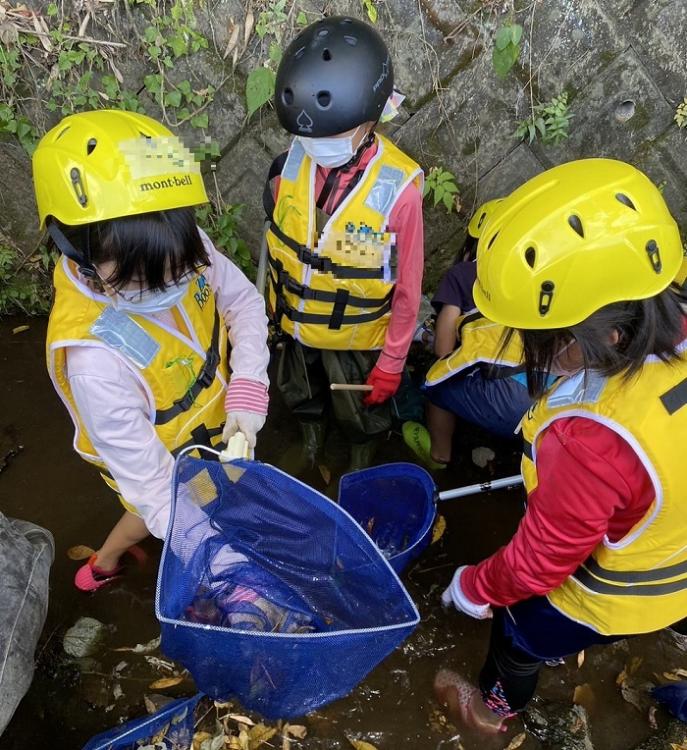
[[265, 133, 423, 351], [425, 312, 524, 387], [46, 257, 228, 503], [521, 343, 687, 635]]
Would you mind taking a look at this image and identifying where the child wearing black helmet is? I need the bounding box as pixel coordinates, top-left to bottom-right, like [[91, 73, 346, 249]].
[[265, 15, 424, 471]]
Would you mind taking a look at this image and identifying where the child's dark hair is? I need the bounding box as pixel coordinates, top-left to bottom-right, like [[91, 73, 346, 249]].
[[501, 285, 686, 399], [59, 207, 209, 292]]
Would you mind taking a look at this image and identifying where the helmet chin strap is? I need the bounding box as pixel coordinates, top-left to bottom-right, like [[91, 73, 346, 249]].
[[337, 126, 377, 172], [47, 220, 96, 279]]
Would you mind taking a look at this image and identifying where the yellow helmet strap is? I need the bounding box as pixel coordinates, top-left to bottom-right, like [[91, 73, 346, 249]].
[[47, 220, 96, 279]]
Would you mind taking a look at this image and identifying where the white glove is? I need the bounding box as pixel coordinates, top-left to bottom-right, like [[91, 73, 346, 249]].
[[222, 411, 266, 450], [441, 565, 493, 620]]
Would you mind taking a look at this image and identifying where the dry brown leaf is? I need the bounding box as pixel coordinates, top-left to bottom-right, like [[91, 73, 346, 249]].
[[108, 57, 123, 84], [431, 515, 446, 544], [671, 743, 687, 750], [572, 683, 595, 711], [628, 656, 643, 675], [577, 650, 585, 668], [77, 11, 90, 38], [318, 464, 331, 485], [285, 724, 307, 739], [505, 733, 527, 750], [12, 325, 29, 334], [193, 731, 213, 750], [282, 735, 290, 750], [347, 739, 378, 750], [228, 714, 255, 726], [648, 706, 658, 730], [664, 671, 683, 681], [31, 11, 51, 51], [243, 10, 254, 47], [148, 675, 183, 690], [223, 21, 240, 60], [67, 544, 95, 560], [248, 723, 278, 749], [238, 728, 250, 750]]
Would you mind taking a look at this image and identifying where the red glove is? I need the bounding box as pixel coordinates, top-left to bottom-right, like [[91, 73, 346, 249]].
[[363, 366, 402, 406]]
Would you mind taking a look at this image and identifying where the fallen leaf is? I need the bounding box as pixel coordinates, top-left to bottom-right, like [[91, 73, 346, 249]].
[[238, 728, 250, 750], [619, 679, 653, 713], [248, 723, 278, 749], [12, 325, 29, 334], [648, 706, 658, 730], [347, 739, 378, 750], [113, 683, 123, 700], [572, 683, 595, 711], [471, 445, 495, 469], [228, 714, 255, 726], [505, 732, 527, 750], [114, 636, 161, 654], [628, 656, 643, 675], [193, 732, 213, 750], [318, 464, 331, 485], [282, 736, 290, 750], [223, 20, 240, 60], [664, 668, 687, 681], [77, 11, 90, 37], [67, 544, 95, 560], [285, 724, 307, 739], [148, 676, 183, 690], [431, 515, 446, 544], [243, 10, 254, 47], [577, 650, 585, 668], [671, 743, 687, 750]]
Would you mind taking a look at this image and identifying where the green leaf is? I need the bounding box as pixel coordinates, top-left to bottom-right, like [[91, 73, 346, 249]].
[[47, 2, 58, 16], [422, 182, 431, 198], [492, 46, 515, 78], [510, 23, 523, 46], [178, 80, 192, 97], [443, 182, 459, 194], [528, 123, 535, 143], [268, 42, 282, 64], [168, 34, 188, 57], [165, 89, 182, 107], [442, 192, 454, 212], [363, 0, 378, 24], [535, 117, 546, 137], [494, 25, 512, 51], [296, 10, 308, 26], [190, 113, 209, 129], [245, 66, 276, 117]]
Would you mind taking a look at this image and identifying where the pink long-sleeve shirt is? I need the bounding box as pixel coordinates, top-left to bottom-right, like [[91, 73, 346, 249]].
[[65, 230, 270, 540], [273, 139, 424, 373]]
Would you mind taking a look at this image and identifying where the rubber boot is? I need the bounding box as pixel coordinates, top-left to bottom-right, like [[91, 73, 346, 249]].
[[346, 439, 379, 473], [279, 421, 326, 478]]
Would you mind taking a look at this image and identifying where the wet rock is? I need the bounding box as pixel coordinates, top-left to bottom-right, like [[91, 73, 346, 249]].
[[524, 700, 594, 750], [145, 693, 176, 714], [629, 719, 687, 750], [63, 617, 109, 658]]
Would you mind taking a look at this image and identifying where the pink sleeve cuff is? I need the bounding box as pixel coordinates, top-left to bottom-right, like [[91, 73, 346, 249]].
[[225, 378, 269, 416], [375, 350, 406, 374]]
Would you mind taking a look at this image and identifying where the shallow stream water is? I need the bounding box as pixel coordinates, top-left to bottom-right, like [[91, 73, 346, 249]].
[[0, 316, 684, 749]]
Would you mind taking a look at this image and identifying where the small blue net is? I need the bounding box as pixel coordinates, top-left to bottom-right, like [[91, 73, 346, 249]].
[[338, 463, 437, 573], [156, 454, 420, 719], [82, 694, 201, 750]]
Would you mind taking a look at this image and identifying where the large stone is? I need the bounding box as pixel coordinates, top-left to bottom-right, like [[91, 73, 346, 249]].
[[0, 140, 41, 255], [212, 135, 273, 256], [550, 47, 674, 165], [627, 0, 687, 100], [524, 700, 594, 750], [521, 0, 627, 96], [395, 52, 525, 185]]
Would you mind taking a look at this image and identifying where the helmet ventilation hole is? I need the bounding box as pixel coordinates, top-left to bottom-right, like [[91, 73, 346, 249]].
[[322, 48, 332, 61], [524, 246, 536, 268], [487, 231, 499, 250], [646, 240, 662, 273], [283, 88, 294, 105], [477, 211, 487, 229], [316, 90, 332, 109], [55, 125, 70, 140], [294, 46, 306, 59], [568, 214, 584, 238], [317, 29, 329, 38], [344, 35, 358, 46], [86, 138, 97, 155], [340, 17, 353, 24], [615, 192, 636, 210]]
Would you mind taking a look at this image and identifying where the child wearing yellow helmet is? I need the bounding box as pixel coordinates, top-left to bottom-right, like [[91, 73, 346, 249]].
[[437, 159, 687, 732], [34, 110, 270, 592]]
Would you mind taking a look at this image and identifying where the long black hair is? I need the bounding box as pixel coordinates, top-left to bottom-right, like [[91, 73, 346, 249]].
[[500, 284, 687, 399], [58, 207, 209, 292]]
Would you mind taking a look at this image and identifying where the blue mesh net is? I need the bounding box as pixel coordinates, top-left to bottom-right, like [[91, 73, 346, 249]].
[[156, 454, 420, 719], [82, 694, 202, 750], [338, 463, 437, 573]]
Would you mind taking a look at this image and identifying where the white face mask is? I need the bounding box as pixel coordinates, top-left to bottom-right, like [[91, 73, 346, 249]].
[[110, 278, 191, 315], [298, 126, 362, 169], [550, 339, 582, 378]]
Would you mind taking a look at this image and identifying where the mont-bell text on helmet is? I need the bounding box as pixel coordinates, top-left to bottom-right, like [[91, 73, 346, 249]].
[[139, 174, 193, 192], [372, 55, 391, 93]]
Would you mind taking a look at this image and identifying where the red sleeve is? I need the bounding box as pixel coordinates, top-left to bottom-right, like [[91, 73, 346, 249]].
[[461, 417, 655, 607], [375, 182, 424, 374]]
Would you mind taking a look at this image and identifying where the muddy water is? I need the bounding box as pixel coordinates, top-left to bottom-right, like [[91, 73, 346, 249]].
[[1, 315, 684, 749]]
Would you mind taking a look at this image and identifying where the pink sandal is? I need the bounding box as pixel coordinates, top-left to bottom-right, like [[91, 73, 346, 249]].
[[74, 545, 147, 592], [434, 669, 507, 734]]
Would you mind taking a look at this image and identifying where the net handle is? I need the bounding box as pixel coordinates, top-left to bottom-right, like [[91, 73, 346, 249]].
[[438, 474, 523, 501]]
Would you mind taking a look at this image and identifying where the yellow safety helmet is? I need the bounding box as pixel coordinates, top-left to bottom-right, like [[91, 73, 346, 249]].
[[32, 109, 208, 229], [467, 198, 502, 239], [473, 159, 683, 329]]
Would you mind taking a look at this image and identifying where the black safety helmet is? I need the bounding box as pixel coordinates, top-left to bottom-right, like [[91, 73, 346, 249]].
[[275, 16, 394, 138]]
